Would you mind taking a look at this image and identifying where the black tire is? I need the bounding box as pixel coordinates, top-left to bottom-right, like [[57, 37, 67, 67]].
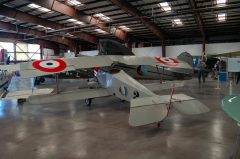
[[17, 98, 26, 104], [34, 78, 41, 85], [85, 98, 92, 106], [40, 77, 45, 83], [157, 122, 161, 128]]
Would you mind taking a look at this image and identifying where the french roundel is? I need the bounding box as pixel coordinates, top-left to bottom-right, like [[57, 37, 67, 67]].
[[32, 59, 67, 73], [155, 57, 179, 66]]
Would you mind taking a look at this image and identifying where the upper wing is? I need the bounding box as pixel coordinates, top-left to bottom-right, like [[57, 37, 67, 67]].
[[0, 55, 192, 78], [19, 56, 113, 78]]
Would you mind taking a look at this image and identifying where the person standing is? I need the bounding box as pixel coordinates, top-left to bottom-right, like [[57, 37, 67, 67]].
[[214, 60, 221, 79], [198, 60, 206, 83]]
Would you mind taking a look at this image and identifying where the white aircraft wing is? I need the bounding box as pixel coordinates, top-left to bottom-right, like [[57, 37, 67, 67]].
[[0, 55, 192, 78], [2, 88, 54, 100], [19, 56, 113, 78], [0, 64, 20, 72], [144, 81, 185, 92], [130, 94, 210, 126], [28, 88, 110, 105]]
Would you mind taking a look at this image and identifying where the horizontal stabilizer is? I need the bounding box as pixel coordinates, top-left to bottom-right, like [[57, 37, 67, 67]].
[[172, 99, 210, 115], [163, 94, 209, 115], [129, 94, 209, 126], [129, 96, 168, 126], [28, 88, 110, 104]]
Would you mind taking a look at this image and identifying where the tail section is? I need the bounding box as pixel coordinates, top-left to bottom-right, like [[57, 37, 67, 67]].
[[99, 39, 134, 55], [177, 52, 193, 67]]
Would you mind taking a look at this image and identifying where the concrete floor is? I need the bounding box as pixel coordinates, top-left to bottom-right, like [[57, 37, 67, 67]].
[[0, 77, 239, 159]]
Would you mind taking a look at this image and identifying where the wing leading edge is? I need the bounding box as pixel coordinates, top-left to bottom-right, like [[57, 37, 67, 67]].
[[0, 56, 192, 78]]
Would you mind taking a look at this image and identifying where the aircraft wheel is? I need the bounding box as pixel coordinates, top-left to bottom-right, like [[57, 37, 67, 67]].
[[18, 98, 26, 104], [157, 122, 161, 128], [85, 98, 92, 106]]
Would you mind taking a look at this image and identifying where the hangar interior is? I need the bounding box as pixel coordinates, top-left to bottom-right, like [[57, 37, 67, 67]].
[[0, 0, 240, 159]]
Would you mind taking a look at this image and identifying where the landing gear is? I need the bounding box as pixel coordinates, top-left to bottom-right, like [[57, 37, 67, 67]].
[[85, 98, 92, 106], [17, 98, 26, 104], [157, 122, 161, 128]]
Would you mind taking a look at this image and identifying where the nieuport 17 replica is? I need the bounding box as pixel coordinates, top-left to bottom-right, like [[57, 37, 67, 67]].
[[0, 40, 209, 127]]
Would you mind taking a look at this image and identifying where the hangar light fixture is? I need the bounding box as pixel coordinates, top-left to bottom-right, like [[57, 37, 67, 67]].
[[94, 13, 111, 21], [95, 29, 108, 34], [173, 19, 183, 26], [67, 19, 85, 25], [216, 0, 227, 5], [158, 2, 171, 12], [75, 21, 85, 25], [27, 3, 40, 9], [46, 27, 55, 31], [218, 13, 226, 22], [36, 25, 45, 28], [38, 7, 51, 13], [65, 33, 74, 37], [119, 26, 131, 32], [27, 3, 53, 13], [67, 18, 77, 22], [67, 0, 84, 6]]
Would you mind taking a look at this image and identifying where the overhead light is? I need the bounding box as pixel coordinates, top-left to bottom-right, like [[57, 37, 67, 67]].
[[36, 25, 45, 28], [65, 33, 74, 37], [75, 21, 85, 25], [218, 13, 226, 22], [46, 27, 55, 31], [38, 7, 51, 13], [216, 0, 226, 5], [66, 0, 84, 6], [173, 19, 183, 26], [158, 2, 171, 12], [27, 3, 40, 9], [27, 3, 53, 13], [95, 29, 107, 34], [119, 26, 131, 31], [67, 19, 85, 25], [67, 18, 77, 22], [94, 13, 111, 21]]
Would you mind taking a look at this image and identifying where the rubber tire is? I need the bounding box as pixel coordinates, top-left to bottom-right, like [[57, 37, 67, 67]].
[[85, 98, 92, 106], [18, 98, 26, 104]]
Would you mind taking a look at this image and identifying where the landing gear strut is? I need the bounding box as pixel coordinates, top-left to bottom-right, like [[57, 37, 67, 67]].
[[157, 122, 161, 128], [85, 98, 92, 106]]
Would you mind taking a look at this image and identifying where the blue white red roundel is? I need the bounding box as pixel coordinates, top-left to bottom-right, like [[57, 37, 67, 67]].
[[32, 59, 67, 73], [155, 57, 179, 66]]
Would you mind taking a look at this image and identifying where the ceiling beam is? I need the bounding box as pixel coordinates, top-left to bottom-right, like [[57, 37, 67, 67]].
[[108, 0, 165, 41], [0, 32, 60, 51], [108, 0, 166, 56], [189, 0, 205, 39], [29, 0, 129, 42], [189, 0, 206, 54], [0, 21, 75, 48], [0, 5, 98, 44]]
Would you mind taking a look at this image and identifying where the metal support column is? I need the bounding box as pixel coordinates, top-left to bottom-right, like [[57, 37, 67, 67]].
[[162, 40, 166, 57], [13, 42, 17, 64], [202, 38, 206, 60], [127, 41, 132, 51], [40, 45, 43, 60]]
